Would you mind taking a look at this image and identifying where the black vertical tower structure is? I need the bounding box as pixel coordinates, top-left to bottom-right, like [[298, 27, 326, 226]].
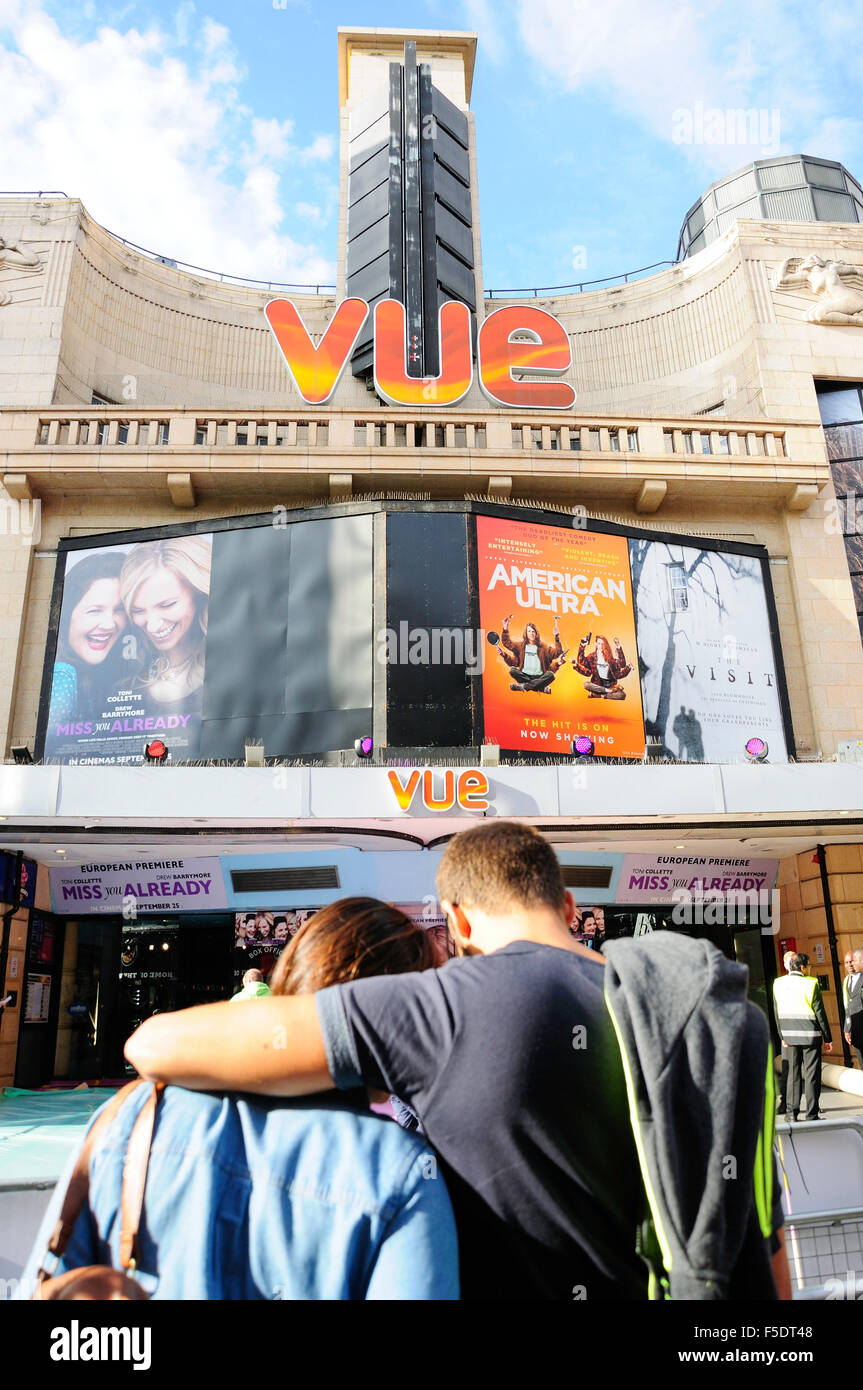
[[346, 41, 476, 380]]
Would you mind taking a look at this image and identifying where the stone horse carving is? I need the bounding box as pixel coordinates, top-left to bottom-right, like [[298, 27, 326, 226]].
[[774, 254, 863, 325]]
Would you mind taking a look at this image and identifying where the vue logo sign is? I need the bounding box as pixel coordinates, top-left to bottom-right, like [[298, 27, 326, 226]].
[[265, 298, 576, 410]]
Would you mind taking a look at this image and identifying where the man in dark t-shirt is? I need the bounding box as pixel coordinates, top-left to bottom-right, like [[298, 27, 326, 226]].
[[316, 935, 646, 1299]]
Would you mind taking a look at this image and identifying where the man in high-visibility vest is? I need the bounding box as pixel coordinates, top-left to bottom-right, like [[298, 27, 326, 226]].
[[772, 952, 833, 1121]]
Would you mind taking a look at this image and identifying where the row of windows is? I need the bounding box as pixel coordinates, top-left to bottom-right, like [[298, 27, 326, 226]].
[[662, 428, 783, 457], [35, 418, 781, 459], [195, 422, 330, 447], [353, 422, 487, 448], [38, 420, 170, 446], [512, 426, 640, 453]]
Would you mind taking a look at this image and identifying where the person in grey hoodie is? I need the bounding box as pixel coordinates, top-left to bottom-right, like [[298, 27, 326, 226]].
[[603, 931, 784, 1299]]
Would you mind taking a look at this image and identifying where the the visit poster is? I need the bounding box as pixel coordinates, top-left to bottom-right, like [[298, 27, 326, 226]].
[[629, 539, 788, 762], [476, 516, 645, 756]]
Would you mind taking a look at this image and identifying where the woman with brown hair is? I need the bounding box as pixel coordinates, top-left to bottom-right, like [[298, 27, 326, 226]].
[[23, 899, 458, 1301], [573, 632, 631, 700]]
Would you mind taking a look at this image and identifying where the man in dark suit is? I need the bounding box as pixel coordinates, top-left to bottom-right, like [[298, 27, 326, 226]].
[[844, 947, 863, 1070]]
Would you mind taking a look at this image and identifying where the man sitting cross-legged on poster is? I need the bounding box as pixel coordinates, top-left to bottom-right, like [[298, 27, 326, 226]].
[[497, 614, 566, 694], [126, 821, 787, 1301]]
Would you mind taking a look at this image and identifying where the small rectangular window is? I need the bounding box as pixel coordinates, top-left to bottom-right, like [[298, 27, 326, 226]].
[[570, 432, 581, 451], [373, 423, 385, 446], [474, 425, 486, 448], [609, 430, 620, 452], [195, 427, 207, 446], [682, 432, 694, 454], [157, 422, 169, 445], [38, 422, 50, 444], [296, 423, 309, 445], [718, 434, 729, 455], [531, 428, 543, 450], [413, 423, 427, 447], [216, 422, 229, 445], [512, 426, 523, 448], [588, 429, 600, 450], [96, 422, 109, 446], [627, 429, 639, 452], [256, 429, 269, 447], [394, 424, 407, 446], [138, 423, 150, 446], [118, 423, 129, 445], [58, 422, 70, 444], [669, 563, 689, 613], [354, 422, 367, 446], [663, 430, 675, 453], [317, 423, 328, 446], [236, 428, 248, 446], [435, 425, 446, 447], [549, 429, 560, 451], [700, 432, 712, 454], [454, 425, 467, 448]]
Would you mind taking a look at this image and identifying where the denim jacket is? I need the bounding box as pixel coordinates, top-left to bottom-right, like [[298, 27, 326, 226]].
[[22, 1084, 459, 1300]]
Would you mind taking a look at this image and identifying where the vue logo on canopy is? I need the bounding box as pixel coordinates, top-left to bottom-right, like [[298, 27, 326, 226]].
[[265, 298, 576, 410]]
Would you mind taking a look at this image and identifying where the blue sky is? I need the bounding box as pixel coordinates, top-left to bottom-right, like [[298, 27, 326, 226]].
[[1, 0, 861, 290]]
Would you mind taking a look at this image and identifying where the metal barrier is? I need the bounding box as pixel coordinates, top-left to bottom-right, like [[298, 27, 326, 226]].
[[775, 1115, 863, 1299]]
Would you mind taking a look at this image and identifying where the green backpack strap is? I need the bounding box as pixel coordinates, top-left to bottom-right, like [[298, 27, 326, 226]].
[[753, 1043, 776, 1239], [604, 992, 674, 1299]]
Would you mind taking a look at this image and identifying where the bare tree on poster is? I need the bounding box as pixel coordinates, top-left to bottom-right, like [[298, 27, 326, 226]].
[[630, 541, 752, 756]]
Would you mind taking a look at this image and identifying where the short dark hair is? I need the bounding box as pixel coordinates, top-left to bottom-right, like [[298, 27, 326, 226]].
[[436, 821, 566, 915], [790, 952, 808, 970]]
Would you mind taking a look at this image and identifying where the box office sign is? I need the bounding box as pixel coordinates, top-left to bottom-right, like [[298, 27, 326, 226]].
[[617, 853, 779, 906], [50, 857, 228, 915]]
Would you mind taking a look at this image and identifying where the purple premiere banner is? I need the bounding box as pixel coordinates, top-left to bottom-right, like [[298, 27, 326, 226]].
[[50, 856, 228, 914], [616, 853, 779, 906]]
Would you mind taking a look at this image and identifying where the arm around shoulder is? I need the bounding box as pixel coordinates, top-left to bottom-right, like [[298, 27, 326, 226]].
[[125, 994, 333, 1095]]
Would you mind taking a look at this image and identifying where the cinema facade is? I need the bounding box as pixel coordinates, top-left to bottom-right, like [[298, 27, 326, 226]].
[[1, 26, 863, 1089]]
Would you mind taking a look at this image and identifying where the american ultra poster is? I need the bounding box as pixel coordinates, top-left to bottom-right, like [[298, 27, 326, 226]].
[[476, 516, 645, 756]]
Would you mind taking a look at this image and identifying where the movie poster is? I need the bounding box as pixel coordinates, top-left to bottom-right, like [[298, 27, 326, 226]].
[[629, 540, 788, 762], [234, 909, 314, 976], [569, 905, 605, 949], [476, 516, 645, 756], [43, 535, 214, 766]]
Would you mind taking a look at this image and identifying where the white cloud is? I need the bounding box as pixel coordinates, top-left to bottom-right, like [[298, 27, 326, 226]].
[[461, 0, 507, 66], [513, 0, 863, 176], [0, 0, 336, 285], [295, 201, 323, 221], [299, 134, 334, 162]]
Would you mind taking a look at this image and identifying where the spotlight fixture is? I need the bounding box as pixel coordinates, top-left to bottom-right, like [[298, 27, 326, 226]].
[[244, 740, 265, 767], [572, 736, 594, 757], [143, 740, 169, 763], [11, 745, 33, 765], [744, 737, 768, 763], [354, 736, 374, 759]]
